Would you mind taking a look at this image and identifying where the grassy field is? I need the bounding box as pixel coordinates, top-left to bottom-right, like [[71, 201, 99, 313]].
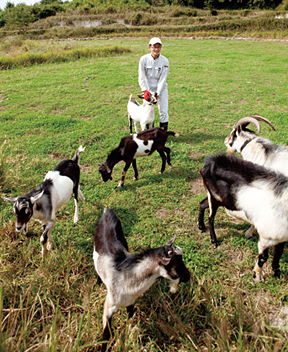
[[0, 38, 288, 351]]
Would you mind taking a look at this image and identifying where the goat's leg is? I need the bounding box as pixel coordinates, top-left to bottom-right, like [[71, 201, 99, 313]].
[[118, 162, 131, 187], [134, 121, 139, 134], [132, 159, 138, 181], [73, 186, 85, 223], [207, 193, 220, 248], [74, 198, 79, 223], [164, 146, 171, 165], [102, 296, 117, 351], [157, 150, 167, 173], [129, 115, 133, 135], [40, 221, 54, 259], [126, 304, 135, 319], [254, 248, 269, 282], [272, 242, 285, 278], [78, 186, 85, 202], [245, 225, 257, 239], [23, 223, 28, 235], [140, 122, 146, 131], [198, 197, 208, 232], [73, 185, 79, 223]]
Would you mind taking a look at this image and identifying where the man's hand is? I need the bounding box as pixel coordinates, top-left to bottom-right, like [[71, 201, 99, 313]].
[[143, 90, 151, 101]]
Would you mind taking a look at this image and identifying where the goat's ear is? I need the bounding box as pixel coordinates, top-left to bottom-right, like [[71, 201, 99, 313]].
[[236, 125, 242, 134], [2, 196, 18, 203], [138, 94, 144, 99], [173, 246, 183, 255], [30, 190, 44, 204], [166, 234, 176, 247]]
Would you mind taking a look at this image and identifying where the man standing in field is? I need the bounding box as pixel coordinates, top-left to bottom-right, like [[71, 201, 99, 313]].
[[138, 37, 170, 131]]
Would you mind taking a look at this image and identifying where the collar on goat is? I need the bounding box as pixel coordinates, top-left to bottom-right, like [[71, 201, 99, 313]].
[[240, 139, 252, 153]]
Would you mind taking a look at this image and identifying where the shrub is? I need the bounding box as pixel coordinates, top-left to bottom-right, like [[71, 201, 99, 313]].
[[131, 12, 142, 25]]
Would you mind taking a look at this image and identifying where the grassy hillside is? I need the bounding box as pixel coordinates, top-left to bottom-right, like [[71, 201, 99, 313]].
[[0, 38, 288, 351], [1, 6, 288, 40]]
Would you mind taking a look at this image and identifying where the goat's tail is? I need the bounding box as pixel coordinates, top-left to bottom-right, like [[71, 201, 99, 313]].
[[167, 131, 180, 137], [73, 145, 85, 164]]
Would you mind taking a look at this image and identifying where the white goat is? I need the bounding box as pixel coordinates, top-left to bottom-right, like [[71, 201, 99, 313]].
[[127, 92, 157, 134]]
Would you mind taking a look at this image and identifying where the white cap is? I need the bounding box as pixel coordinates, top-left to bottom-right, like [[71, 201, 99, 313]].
[[149, 37, 162, 46]]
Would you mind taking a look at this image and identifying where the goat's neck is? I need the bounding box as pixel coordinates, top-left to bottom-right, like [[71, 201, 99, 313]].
[[241, 138, 267, 166], [124, 257, 161, 295], [106, 148, 123, 169]]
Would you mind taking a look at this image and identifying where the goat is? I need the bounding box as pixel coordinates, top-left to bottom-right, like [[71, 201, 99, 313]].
[[97, 127, 179, 187], [198, 115, 279, 246], [200, 152, 288, 281], [127, 92, 157, 134], [93, 208, 190, 351], [2, 146, 85, 259]]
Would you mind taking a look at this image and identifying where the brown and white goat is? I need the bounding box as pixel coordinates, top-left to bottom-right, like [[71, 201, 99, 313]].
[[127, 92, 157, 134], [97, 127, 179, 187], [93, 208, 190, 351], [2, 146, 85, 259]]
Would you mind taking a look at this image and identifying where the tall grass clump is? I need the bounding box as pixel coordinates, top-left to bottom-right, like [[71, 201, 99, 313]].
[[0, 141, 6, 190], [0, 45, 131, 70]]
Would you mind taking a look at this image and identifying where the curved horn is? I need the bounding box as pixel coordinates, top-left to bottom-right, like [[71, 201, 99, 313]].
[[234, 115, 275, 135], [250, 115, 275, 131], [234, 116, 261, 134]]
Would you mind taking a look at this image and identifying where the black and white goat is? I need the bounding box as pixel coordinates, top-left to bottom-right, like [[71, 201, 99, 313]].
[[127, 92, 157, 134], [2, 146, 85, 259], [198, 115, 280, 245], [94, 208, 190, 351], [97, 128, 178, 187], [200, 152, 288, 281]]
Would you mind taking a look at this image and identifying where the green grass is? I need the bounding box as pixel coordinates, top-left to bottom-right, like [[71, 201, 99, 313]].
[[0, 38, 288, 351]]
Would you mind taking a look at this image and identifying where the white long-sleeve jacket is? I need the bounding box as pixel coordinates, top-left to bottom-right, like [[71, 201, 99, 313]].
[[138, 53, 169, 96]]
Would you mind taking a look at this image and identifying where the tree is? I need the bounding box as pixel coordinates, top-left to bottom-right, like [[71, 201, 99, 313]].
[[4, 1, 15, 10], [4, 4, 35, 34]]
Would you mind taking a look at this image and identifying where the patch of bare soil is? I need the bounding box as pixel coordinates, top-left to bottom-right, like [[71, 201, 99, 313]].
[[190, 177, 205, 196], [189, 150, 206, 160], [155, 208, 170, 220]]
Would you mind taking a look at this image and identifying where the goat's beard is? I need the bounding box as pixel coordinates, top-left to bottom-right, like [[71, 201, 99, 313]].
[[226, 146, 236, 156]]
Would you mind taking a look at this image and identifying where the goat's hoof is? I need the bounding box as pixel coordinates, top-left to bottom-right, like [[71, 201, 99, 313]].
[[198, 225, 207, 233], [212, 242, 218, 249]]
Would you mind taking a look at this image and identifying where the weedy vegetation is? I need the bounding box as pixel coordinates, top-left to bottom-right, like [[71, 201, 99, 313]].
[[0, 38, 288, 351]]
